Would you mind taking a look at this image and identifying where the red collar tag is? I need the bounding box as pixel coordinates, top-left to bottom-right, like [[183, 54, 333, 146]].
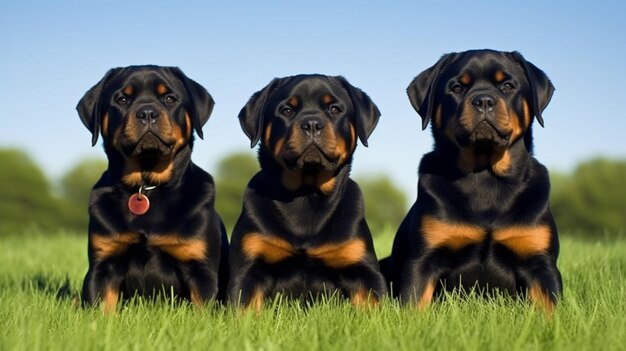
[[128, 185, 156, 216]]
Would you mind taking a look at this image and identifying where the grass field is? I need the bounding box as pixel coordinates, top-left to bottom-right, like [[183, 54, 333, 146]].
[[1, 230, 625, 351]]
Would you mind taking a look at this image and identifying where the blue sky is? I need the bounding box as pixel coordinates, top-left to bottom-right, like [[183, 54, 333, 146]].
[[1, 1, 625, 200]]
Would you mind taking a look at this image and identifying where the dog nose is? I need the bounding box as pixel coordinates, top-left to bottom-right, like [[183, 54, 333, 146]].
[[136, 105, 159, 123], [300, 118, 325, 136], [472, 94, 496, 112]]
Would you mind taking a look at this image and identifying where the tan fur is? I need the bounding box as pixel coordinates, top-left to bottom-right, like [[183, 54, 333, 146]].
[[493, 225, 551, 258], [242, 233, 296, 264], [149, 235, 208, 262], [91, 233, 141, 261], [421, 216, 485, 251], [307, 239, 367, 268]]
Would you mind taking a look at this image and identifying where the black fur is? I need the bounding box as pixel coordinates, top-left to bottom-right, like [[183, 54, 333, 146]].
[[384, 50, 562, 311], [77, 66, 228, 311], [228, 74, 387, 309]]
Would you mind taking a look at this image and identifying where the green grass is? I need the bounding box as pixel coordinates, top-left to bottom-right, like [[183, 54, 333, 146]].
[[1, 231, 625, 351]]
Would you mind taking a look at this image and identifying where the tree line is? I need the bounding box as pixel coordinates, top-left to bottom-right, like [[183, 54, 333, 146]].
[[0, 148, 624, 239]]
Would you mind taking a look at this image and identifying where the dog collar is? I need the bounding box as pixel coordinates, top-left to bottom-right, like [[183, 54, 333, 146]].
[[128, 185, 157, 216]]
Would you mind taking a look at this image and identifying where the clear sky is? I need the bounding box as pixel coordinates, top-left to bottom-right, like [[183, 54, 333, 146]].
[[1, 1, 625, 201]]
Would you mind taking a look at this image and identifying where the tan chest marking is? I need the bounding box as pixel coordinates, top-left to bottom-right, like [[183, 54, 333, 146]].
[[91, 233, 141, 261], [148, 235, 208, 262], [91, 233, 207, 262], [307, 239, 367, 268], [492, 225, 551, 258], [421, 216, 486, 251], [241, 233, 367, 268], [241, 233, 296, 264], [421, 217, 551, 258]]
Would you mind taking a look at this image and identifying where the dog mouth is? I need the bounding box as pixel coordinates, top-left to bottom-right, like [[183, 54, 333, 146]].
[[282, 144, 339, 172], [463, 120, 511, 149], [129, 132, 175, 168]]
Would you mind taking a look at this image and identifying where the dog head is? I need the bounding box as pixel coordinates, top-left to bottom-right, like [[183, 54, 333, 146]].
[[77, 65, 214, 186], [238, 74, 380, 193], [407, 49, 554, 174]]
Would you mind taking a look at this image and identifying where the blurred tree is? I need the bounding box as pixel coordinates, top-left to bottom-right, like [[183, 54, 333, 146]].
[[0, 148, 62, 234], [214, 151, 259, 233], [59, 158, 106, 205], [356, 175, 408, 238], [58, 158, 107, 232], [551, 158, 626, 237]]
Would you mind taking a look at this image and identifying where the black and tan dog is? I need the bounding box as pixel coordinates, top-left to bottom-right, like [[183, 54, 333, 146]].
[[77, 65, 228, 312], [228, 74, 387, 310], [384, 50, 562, 311]]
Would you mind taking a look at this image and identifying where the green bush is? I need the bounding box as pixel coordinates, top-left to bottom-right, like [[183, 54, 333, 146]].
[[57, 158, 107, 232], [0, 149, 63, 234], [356, 175, 407, 237], [551, 158, 626, 238], [213, 151, 259, 233]]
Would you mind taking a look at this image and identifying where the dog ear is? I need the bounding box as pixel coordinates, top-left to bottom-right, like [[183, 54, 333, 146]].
[[407, 53, 457, 130], [511, 52, 555, 127], [170, 67, 215, 139], [76, 68, 122, 146], [335, 76, 380, 147], [238, 78, 283, 148]]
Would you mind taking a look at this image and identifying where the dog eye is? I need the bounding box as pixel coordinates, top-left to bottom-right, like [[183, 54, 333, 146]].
[[281, 107, 294, 117], [329, 105, 342, 115], [502, 82, 515, 92], [116, 96, 130, 105], [451, 84, 465, 94], [164, 95, 177, 105]]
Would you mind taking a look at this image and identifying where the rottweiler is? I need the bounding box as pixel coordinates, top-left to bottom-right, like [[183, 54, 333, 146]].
[[384, 50, 563, 312], [228, 74, 387, 310], [77, 65, 228, 312]]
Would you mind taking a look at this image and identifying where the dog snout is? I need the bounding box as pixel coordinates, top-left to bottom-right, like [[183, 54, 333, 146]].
[[300, 117, 325, 137], [471, 94, 496, 113], [136, 104, 160, 124]]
